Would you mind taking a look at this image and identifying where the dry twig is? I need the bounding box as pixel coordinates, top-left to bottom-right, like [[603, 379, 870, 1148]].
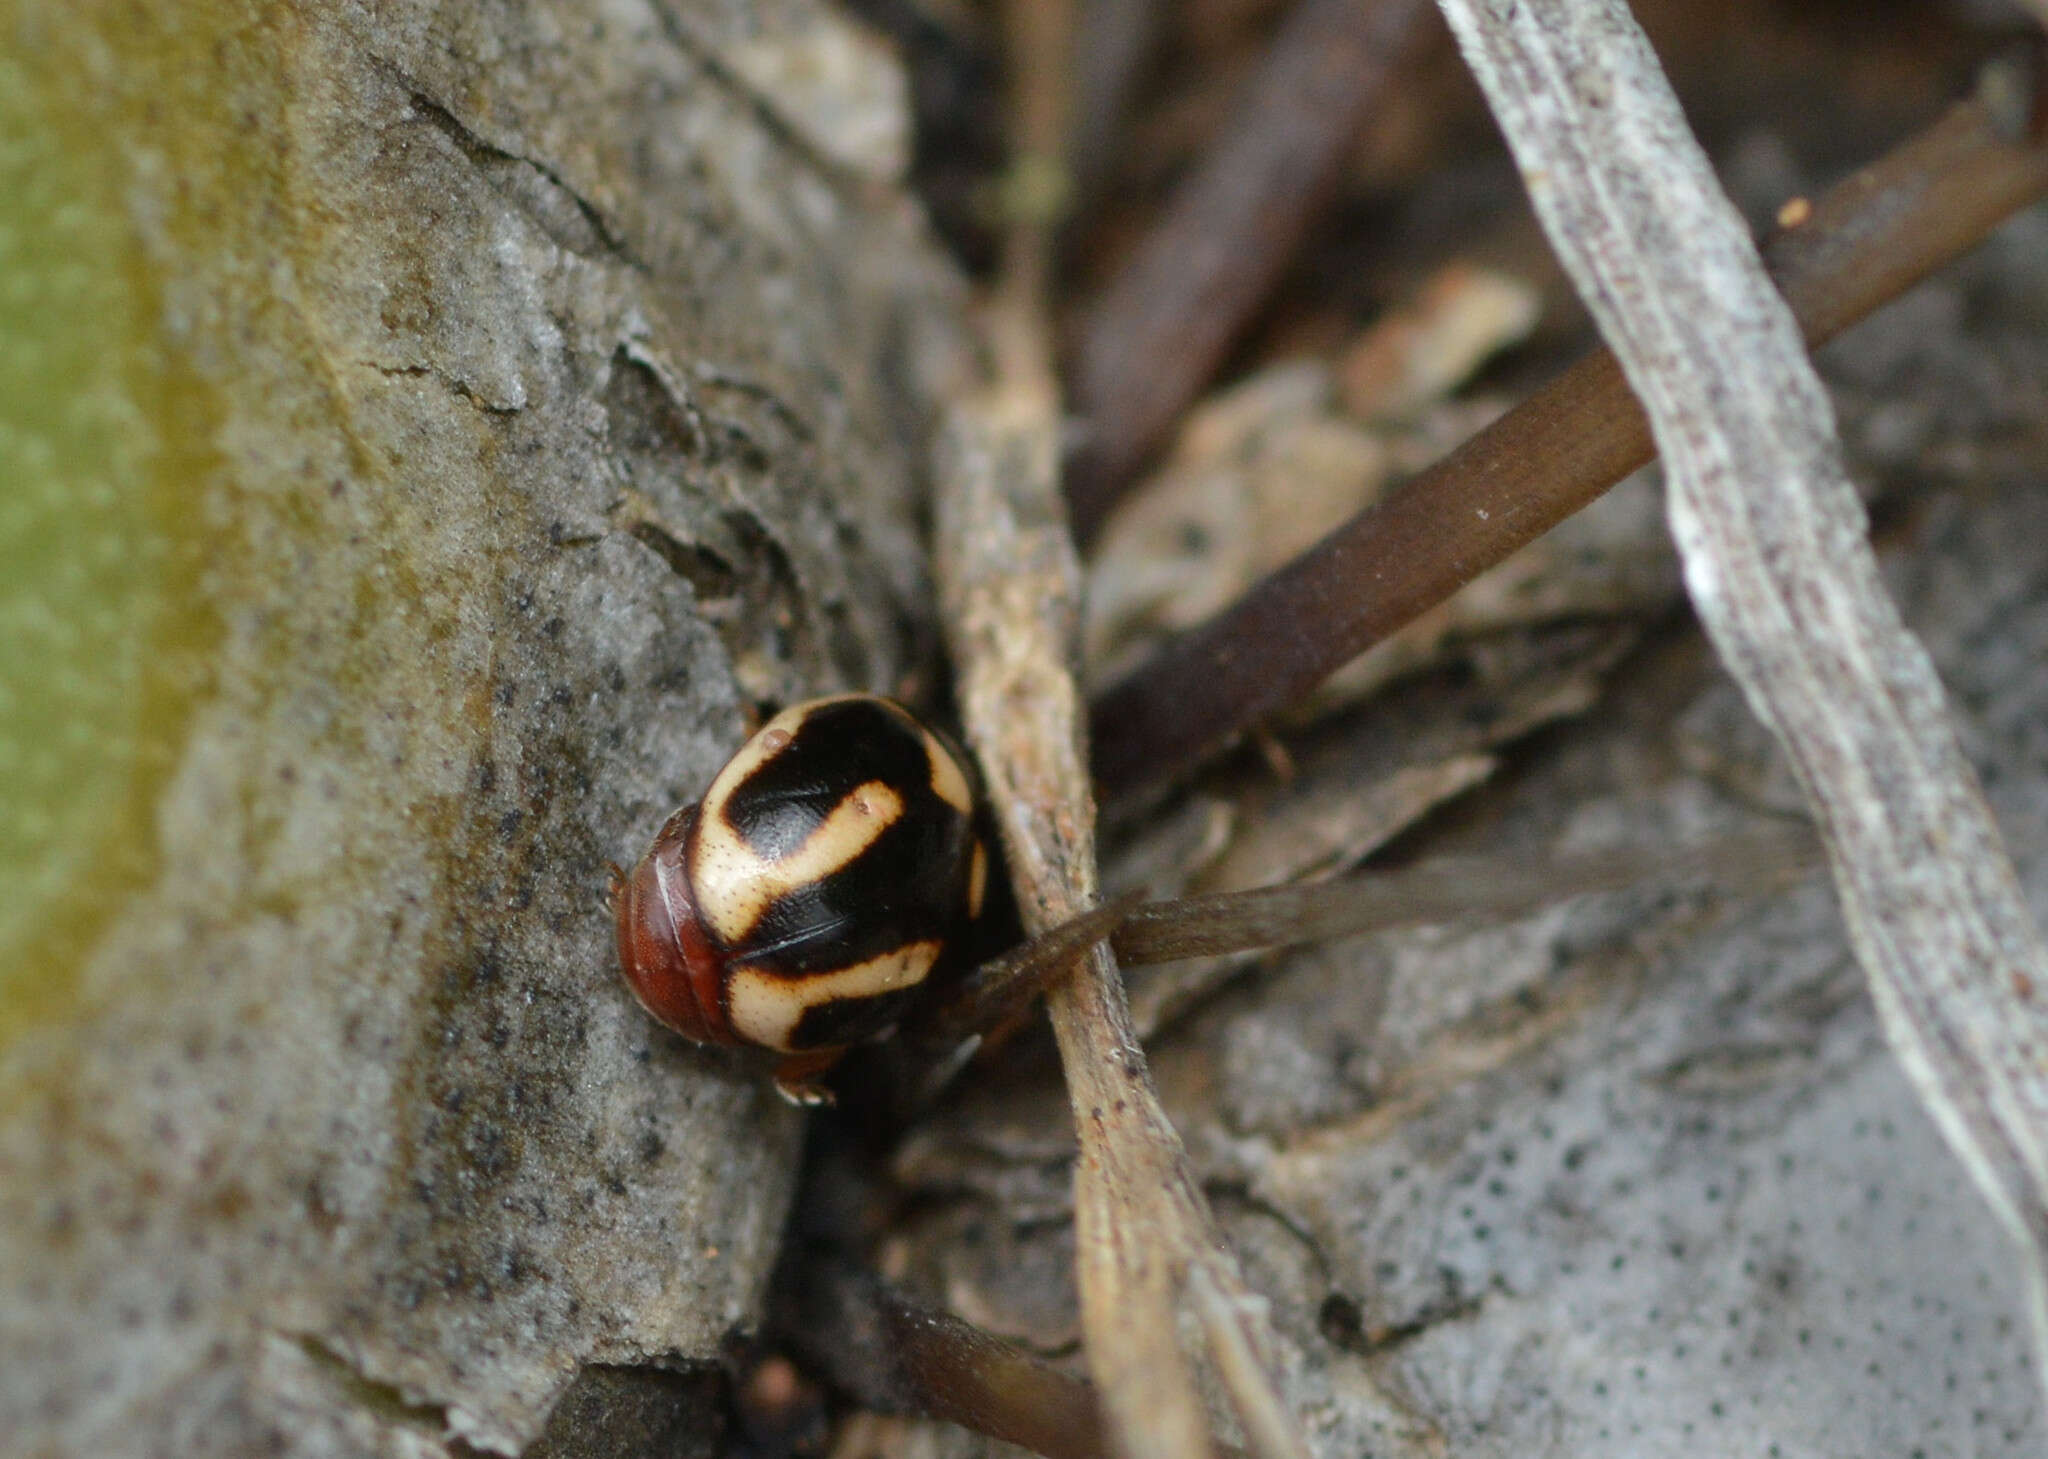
[[1089, 61, 2048, 799], [1432, 0, 2048, 1400], [778, 1257, 1114, 1459], [1108, 821, 1817, 967], [935, 352, 1242, 1459], [922, 7, 1326, 1453], [1066, 0, 1438, 539], [1066, 0, 1165, 220]]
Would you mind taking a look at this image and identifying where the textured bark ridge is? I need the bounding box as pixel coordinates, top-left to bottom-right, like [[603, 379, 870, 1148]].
[[0, 2, 962, 1454]]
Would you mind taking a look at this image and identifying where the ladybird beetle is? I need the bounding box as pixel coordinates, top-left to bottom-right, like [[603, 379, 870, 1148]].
[[613, 694, 990, 1102]]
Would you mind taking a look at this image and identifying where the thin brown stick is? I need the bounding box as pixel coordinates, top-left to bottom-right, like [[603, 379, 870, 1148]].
[[936, 366, 1228, 1459], [1066, 0, 1164, 220], [779, 1257, 1115, 1459], [1088, 63, 2048, 800], [903, 823, 1819, 1071], [1065, 0, 1438, 541], [1109, 821, 1818, 967]]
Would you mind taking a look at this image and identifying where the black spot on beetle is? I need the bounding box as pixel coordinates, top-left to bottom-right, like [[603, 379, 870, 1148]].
[[785, 983, 923, 1052]]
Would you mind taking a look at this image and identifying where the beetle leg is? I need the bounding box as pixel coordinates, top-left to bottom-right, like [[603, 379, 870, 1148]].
[[772, 1047, 848, 1106]]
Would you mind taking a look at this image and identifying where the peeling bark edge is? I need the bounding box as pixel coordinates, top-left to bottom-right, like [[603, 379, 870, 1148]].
[[1432, 0, 2048, 1403]]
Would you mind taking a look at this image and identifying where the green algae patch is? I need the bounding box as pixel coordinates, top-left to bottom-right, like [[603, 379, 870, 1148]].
[[0, 17, 222, 1041]]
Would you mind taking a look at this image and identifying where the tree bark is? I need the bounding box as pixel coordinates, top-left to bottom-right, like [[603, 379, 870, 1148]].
[[0, 2, 966, 1454]]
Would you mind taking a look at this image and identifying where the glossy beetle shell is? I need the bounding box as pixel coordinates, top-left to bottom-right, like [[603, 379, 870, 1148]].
[[615, 695, 988, 1059]]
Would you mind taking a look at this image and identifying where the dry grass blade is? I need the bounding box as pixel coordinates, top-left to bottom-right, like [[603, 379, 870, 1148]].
[[1433, 0, 2048, 1401]]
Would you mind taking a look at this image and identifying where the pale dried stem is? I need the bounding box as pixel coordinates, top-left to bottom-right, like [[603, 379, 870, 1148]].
[[1434, 0, 2048, 1400], [934, 378, 1213, 1459], [935, 378, 1326, 1459], [932, 11, 1313, 1453]]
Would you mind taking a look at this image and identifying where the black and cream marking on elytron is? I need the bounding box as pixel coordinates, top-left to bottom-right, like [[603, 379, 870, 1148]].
[[689, 695, 984, 1052]]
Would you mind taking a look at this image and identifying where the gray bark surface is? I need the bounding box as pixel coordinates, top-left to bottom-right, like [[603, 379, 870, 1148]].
[[1, 2, 963, 1454]]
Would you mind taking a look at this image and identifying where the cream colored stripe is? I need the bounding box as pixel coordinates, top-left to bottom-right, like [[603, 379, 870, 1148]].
[[966, 839, 989, 920], [726, 940, 943, 1051], [696, 699, 857, 846], [693, 780, 904, 944], [924, 727, 975, 815]]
